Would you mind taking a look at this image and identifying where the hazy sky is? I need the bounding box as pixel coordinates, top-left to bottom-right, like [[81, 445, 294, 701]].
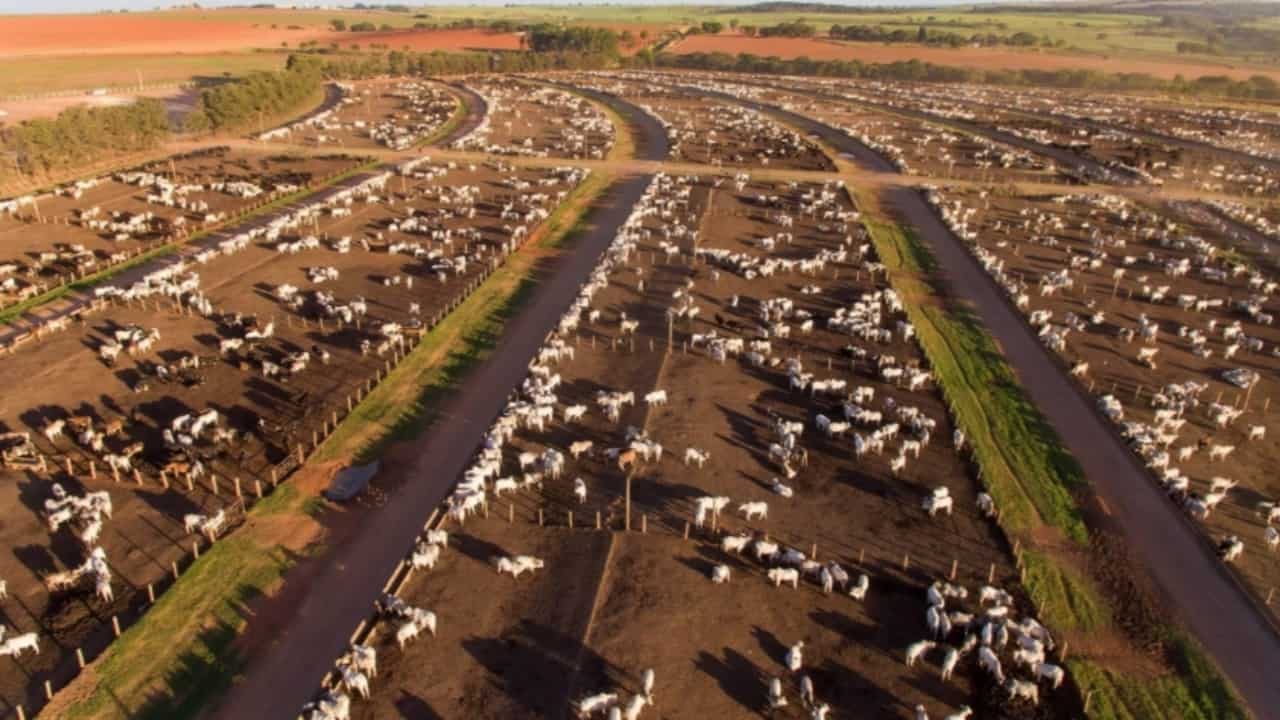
[[0, 0, 994, 14]]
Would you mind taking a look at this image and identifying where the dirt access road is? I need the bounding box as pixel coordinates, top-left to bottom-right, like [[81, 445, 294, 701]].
[[206, 95, 669, 720], [710, 94, 1280, 717]]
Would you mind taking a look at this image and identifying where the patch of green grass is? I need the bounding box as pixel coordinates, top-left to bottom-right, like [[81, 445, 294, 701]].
[[1070, 632, 1246, 720], [1022, 550, 1107, 632], [315, 169, 613, 463], [63, 516, 299, 720]]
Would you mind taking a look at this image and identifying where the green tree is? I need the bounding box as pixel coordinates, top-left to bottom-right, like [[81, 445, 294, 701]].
[[330, 18, 345, 31]]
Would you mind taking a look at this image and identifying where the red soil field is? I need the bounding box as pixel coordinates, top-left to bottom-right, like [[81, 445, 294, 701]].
[[671, 34, 1280, 83], [0, 15, 331, 57], [0, 17, 523, 58]]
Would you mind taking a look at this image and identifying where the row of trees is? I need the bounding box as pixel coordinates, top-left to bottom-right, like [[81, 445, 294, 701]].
[[305, 48, 617, 81], [757, 21, 818, 38], [829, 23, 1051, 48], [2, 99, 169, 176], [651, 50, 1280, 100], [524, 25, 621, 56], [185, 60, 325, 134]]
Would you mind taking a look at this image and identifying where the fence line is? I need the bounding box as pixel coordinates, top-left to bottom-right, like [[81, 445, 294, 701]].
[[11, 193, 535, 719]]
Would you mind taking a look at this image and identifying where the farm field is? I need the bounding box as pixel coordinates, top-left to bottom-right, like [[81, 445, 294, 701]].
[[668, 34, 1280, 84]]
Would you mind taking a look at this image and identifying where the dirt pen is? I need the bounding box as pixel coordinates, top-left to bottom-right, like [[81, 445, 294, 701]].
[[319, 173, 1071, 720], [0, 158, 588, 718]]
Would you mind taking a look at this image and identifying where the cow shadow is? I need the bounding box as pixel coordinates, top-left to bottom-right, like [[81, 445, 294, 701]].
[[693, 647, 764, 713], [393, 691, 444, 720]]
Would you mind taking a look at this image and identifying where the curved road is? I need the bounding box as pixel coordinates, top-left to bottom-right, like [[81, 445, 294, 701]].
[[437, 82, 488, 147], [701, 94, 1280, 717], [674, 77, 1132, 184], [208, 92, 667, 720]]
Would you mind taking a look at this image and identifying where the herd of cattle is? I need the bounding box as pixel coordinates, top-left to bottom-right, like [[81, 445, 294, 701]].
[[0, 65, 1275, 719]]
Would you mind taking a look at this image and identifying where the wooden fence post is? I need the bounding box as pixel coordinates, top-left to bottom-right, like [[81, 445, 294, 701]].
[[111, 616, 121, 637], [596, 511, 602, 530], [147, 583, 155, 603], [192, 541, 200, 559], [949, 558, 958, 581], [683, 521, 690, 539], [902, 553, 910, 571], [988, 563, 996, 583], [508, 503, 514, 524], [568, 511, 574, 529], [76, 648, 86, 669], [641, 513, 647, 534], [171, 561, 180, 579], [538, 509, 544, 526], [255, 480, 264, 499]]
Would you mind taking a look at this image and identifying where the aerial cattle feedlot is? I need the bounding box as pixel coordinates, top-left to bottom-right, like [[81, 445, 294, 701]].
[[1, 27, 1279, 720]]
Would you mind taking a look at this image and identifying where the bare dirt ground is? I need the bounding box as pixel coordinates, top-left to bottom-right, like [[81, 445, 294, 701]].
[[0, 159, 581, 714], [351, 173, 1060, 720], [264, 79, 459, 151], [0, 16, 330, 58], [0, 149, 357, 311], [0, 87, 191, 123], [566, 77, 833, 172]]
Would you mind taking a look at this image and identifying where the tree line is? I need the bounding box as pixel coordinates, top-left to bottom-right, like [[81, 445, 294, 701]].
[[184, 60, 326, 134], [2, 99, 169, 177], [650, 50, 1280, 101], [828, 23, 1054, 49], [286, 47, 616, 81]]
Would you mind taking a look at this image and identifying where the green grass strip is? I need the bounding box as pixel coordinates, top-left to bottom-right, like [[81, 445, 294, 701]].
[[62, 487, 305, 720]]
